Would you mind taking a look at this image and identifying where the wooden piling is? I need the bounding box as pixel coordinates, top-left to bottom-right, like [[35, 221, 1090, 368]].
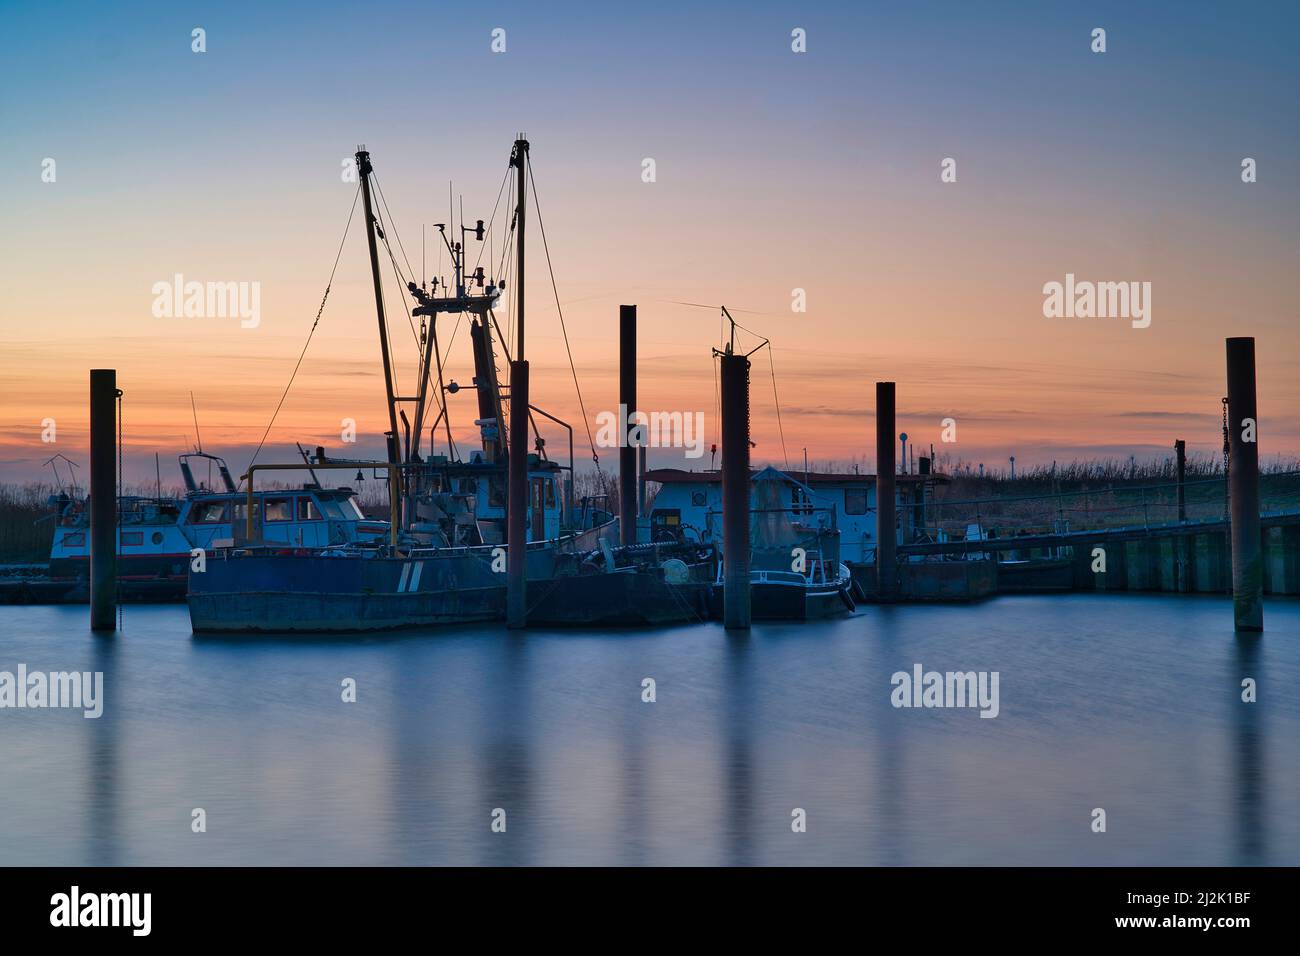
[[720, 353, 751, 629], [90, 369, 117, 631], [619, 305, 637, 547], [875, 382, 897, 600], [1226, 337, 1263, 631]]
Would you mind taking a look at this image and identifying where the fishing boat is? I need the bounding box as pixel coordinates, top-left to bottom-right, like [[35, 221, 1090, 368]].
[[188, 138, 641, 633], [651, 464, 857, 620], [42, 451, 386, 602]]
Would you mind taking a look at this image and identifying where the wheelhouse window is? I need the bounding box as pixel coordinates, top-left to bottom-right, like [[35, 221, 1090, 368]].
[[319, 497, 364, 520], [61, 532, 85, 547], [545, 477, 556, 508], [120, 531, 144, 546], [844, 488, 868, 515], [264, 497, 292, 522], [298, 497, 321, 521], [188, 501, 229, 524]]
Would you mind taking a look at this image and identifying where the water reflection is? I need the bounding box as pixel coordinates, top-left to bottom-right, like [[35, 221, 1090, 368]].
[[618, 676, 648, 867], [85, 633, 119, 866], [722, 633, 754, 866], [872, 606, 906, 866], [389, 639, 436, 865], [478, 635, 532, 865], [2, 597, 1297, 865], [1233, 635, 1265, 865]]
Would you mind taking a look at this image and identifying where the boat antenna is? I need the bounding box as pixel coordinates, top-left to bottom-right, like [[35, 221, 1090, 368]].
[[190, 391, 202, 453], [43, 453, 80, 497], [296, 442, 322, 486]]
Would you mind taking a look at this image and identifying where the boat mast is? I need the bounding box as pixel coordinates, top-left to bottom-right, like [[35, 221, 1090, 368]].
[[506, 135, 529, 628], [356, 147, 402, 469], [513, 139, 526, 359]]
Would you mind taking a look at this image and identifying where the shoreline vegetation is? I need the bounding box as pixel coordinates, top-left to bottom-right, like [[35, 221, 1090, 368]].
[[3, 455, 1298, 564]]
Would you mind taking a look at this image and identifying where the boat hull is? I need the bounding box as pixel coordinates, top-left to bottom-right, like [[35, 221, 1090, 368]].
[[707, 578, 855, 621], [188, 551, 504, 632], [526, 572, 711, 627], [187, 522, 620, 633]]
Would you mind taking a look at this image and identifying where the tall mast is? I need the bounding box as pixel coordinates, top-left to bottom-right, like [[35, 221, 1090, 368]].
[[506, 136, 530, 628], [513, 137, 527, 358], [356, 147, 401, 468]]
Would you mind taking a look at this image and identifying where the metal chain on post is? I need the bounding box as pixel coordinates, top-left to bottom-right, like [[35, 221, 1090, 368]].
[[1222, 396, 1231, 520], [116, 388, 124, 632]]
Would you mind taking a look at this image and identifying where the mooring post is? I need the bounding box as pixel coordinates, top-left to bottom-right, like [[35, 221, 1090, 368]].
[[875, 382, 897, 600], [89, 369, 117, 631], [619, 304, 638, 546], [1226, 337, 1263, 631], [1175, 438, 1187, 521], [720, 353, 751, 629], [506, 359, 529, 628], [1174, 438, 1190, 591]]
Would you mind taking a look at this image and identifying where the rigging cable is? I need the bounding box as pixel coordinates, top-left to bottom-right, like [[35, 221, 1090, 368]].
[[371, 187, 424, 354], [731, 314, 788, 466], [372, 172, 417, 289], [526, 156, 606, 486], [242, 181, 362, 488], [766, 344, 790, 469]]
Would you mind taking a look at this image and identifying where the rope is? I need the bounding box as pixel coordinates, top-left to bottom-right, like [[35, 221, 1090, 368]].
[[242, 182, 361, 488]]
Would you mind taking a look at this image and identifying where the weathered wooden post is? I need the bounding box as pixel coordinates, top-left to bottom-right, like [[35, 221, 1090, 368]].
[[1175, 438, 1187, 522], [620, 304, 638, 547], [1174, 438, 1190, 591], [720, 353, 751, 629], [90, 369, 117, 631], [1226, 337, 1263, 631], [875, 382, 897, 600]]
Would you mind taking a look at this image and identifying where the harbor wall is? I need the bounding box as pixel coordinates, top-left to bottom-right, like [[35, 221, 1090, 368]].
[[1051, 526, 1298, 596]]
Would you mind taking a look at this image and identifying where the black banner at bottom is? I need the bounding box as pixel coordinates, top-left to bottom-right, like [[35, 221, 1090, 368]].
[[0, 866, 1287, 941]]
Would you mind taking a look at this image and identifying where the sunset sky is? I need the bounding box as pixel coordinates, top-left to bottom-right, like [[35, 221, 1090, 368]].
[[3, 1, 1298, 487]]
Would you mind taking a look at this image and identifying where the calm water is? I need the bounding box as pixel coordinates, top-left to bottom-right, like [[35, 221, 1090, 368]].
[[1, 595, 1296, 866]]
